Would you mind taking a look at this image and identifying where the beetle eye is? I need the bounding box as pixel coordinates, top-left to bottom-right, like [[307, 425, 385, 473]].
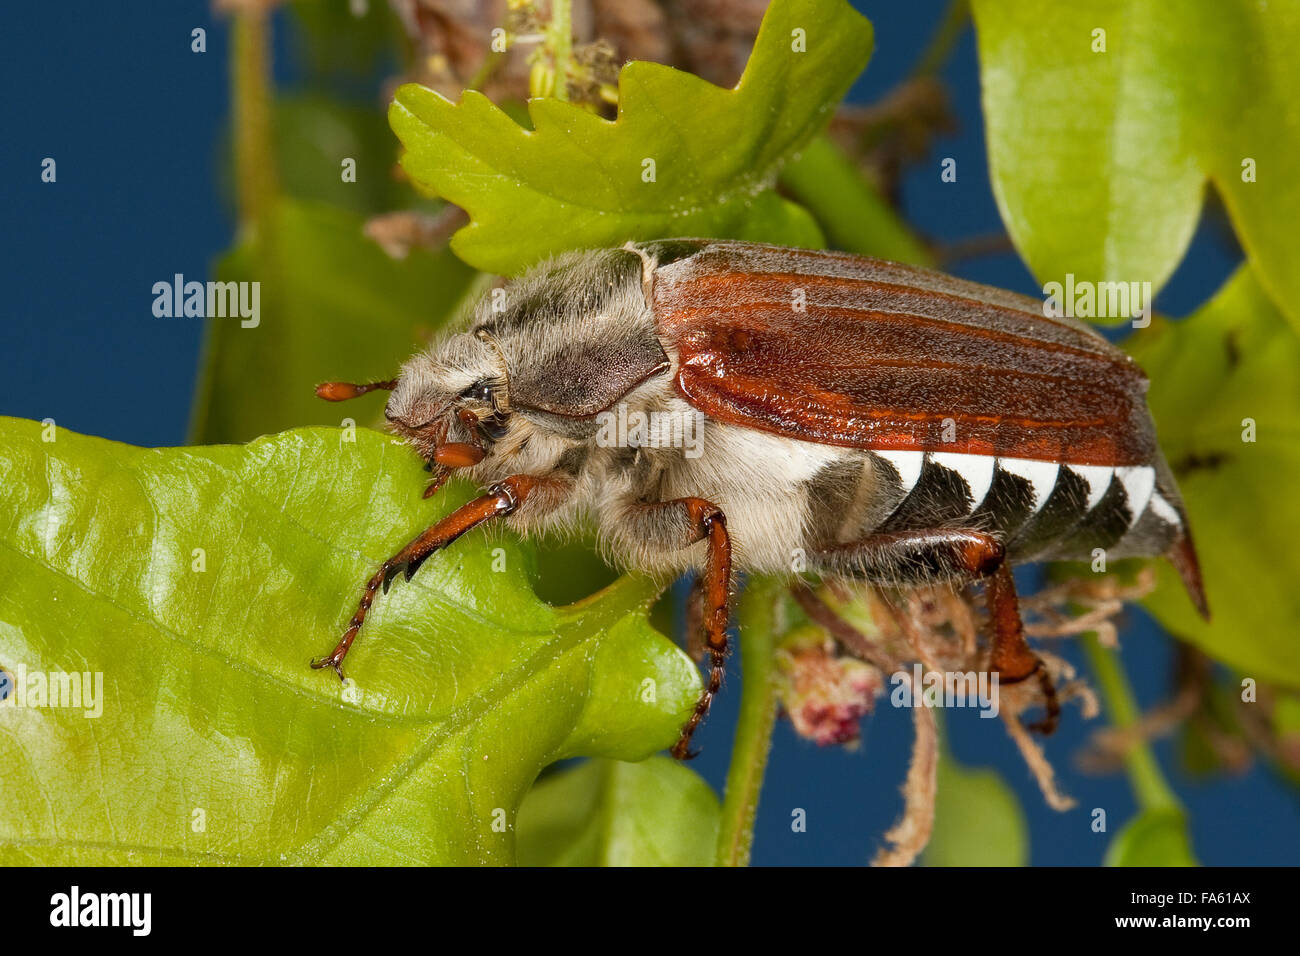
[[459, 380, 493, 403]]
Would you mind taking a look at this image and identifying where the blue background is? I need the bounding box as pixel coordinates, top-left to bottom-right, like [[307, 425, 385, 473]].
[[2, 1, 1293, 865]]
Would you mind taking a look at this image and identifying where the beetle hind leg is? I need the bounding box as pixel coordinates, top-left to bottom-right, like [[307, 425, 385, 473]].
[[985, 559, 1060, 734], [811, 528, 1059, 734]]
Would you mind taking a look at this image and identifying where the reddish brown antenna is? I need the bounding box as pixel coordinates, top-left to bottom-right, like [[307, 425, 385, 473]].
[[314, 380, 397, 401]]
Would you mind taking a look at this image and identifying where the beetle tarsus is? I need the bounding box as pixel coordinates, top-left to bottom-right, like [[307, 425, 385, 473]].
[[994, 659, 1060, 735], [672, 646, 726, 760]]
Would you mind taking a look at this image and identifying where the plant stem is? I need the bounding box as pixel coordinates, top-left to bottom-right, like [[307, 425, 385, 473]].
[[231, 6, 278, 230], [715, 577, 782, 867], [1081, 634, 1180, 811], [780, 136, 934, 266], [192, 5, 280, 444], [913, 0, 970, 77], [549, 0, 572, 102]]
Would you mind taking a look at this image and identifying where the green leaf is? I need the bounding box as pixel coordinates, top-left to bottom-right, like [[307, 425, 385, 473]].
[[1105, 808, 1198, 867], [923, 753, 1028, 867], [218, 95, 418, 218], [780, 135, 933, 266], [388, 0, 872, 274], [972, 0, 1300, 328], [0, 419, 700, 864], [1080, 637, 1197, 865], [516, 758, 720, 866], [1126, 267, 1300, 686], [190, 198, 476, 444], [269, 96, 418, 215], [287, 0, 404, 82], [1274, 693, 1300, 736]]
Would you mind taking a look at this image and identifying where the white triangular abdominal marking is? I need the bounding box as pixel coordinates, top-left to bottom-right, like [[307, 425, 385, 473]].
[[1115, 465, 1156, 528], [876, 449, 924, 495], [1066, 464, 1113, 511], [928, 451, 994, 510], [994, 456, 1059, 515], [1148, 492, 1183, 527]]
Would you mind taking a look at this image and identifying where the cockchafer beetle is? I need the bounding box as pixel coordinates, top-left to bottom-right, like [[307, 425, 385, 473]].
[[313, 240, 1207, 757]]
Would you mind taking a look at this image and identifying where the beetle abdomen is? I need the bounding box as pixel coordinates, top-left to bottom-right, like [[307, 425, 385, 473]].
[[857, 447, 1182, 558], [818, 444, 1206, 614]]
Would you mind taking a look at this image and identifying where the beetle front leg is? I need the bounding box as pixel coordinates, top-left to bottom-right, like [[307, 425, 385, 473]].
[[812, 529, 1059, 734], [609, 497, 732, 760], [311, 474, 549, 680]]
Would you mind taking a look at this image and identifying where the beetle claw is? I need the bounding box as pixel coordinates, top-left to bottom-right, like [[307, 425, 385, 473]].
[[309, 655, 347, 682], [670, 741, 701, 761]]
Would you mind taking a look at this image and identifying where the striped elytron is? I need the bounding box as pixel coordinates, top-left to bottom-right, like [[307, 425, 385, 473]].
[[312, 240, 1208, 758]]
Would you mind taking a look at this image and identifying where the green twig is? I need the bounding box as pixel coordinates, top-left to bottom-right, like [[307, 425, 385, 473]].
[[715, 578, 782, 867], [192, 6, 281, 444], [549, 0, 572, 102], [1081, 634, 1180, 811], [782, 0, 967, 260], [231, 7, 278, 230], [913, 0, 970, 78]]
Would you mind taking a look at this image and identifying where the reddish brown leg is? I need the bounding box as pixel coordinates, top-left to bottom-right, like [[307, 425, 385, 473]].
[[311, 474, 544, 679], [984, 560, 1060, 734], [684, 575, 707, 663], [790, 584, 897, 672], [670, 499, 732, 760], [810, 528, 1059, 734], [603, 496, 732, 757]]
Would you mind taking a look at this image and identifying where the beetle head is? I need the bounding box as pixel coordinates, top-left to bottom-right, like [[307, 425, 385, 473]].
[[316, 328, 511, 484], [383, 330, 512, 465]]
